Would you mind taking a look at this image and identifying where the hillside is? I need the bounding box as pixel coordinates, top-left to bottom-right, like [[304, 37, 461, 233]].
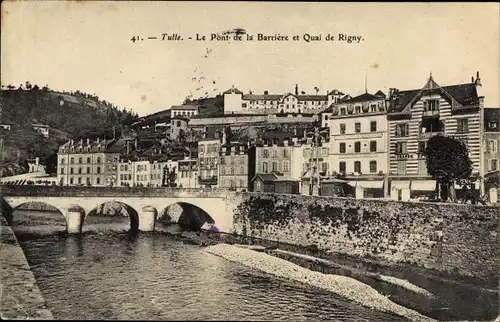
[[0, 85, 140, 176]]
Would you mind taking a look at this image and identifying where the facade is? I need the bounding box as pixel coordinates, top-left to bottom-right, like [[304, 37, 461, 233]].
[[223, 85, 346, 115], [326, 92, 389, 198], [484, 108, 500, 174], [169, 116, 189, 141], [170, 105, 199, 118], [57, 138, 124, 186], [177, 158, 198, 188], [117, 161, 133, 186], [197, 138, 220, 187], [252, 173, 300, 194], [254, 140, 302, 179], [386, 73, 484, 201], [219, 142, 249, 191], [300, 141, 331, 195]]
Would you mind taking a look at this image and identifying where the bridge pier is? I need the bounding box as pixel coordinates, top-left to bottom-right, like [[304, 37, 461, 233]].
[[138, 206, 157, 232], [66, 207, 85, 234]]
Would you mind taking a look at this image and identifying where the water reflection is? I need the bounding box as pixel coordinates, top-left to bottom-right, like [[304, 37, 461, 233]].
[[13, 211, 408, 321]]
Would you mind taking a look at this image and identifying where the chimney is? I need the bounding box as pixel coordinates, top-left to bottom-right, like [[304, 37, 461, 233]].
[[471, 76, 474, 83], [475, 71, 481, 86], [295, 84, 298, 95]]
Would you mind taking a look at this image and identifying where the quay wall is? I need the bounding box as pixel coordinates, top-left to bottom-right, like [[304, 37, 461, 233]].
[[232, 193, 500, 288], [0, 215, 53, 319]]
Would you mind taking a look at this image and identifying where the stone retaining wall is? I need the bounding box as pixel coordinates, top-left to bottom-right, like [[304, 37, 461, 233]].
[[0, 216, 53, 319]]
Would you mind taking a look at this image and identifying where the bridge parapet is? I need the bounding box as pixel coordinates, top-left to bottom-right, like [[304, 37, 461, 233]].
[[0, 185, 233, 198]]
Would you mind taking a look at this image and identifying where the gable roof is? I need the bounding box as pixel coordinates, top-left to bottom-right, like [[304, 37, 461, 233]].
[[343, 92, 381, 104], [251, 173, 280, 182], [223, 87, 243, 95], [388, 76, 480, 114], [375, 90, 386, 98]]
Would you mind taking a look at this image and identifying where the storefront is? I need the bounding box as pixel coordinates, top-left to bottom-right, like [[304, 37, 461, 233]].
[[390, 180, 411, 201]]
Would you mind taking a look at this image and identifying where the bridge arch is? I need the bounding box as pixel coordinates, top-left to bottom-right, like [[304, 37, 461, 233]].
[[7, 201, 67, 233], [157, 202, 215, 231], [84, 201, 140, 233]]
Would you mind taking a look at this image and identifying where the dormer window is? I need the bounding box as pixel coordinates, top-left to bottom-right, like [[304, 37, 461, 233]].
[[355, 106, 361, 113], [489, 121, 498, 129], [424, 99, 440, 111]]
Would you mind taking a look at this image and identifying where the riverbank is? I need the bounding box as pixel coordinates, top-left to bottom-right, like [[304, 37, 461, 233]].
[[0, 216, 53, 320], [205, 243, 433, 322], [180, 230, 498, 321]]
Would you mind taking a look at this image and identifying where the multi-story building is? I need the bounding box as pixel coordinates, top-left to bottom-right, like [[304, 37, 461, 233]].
[[169, 116, 189, 141], [223, 85, 346, 115], [117, 161, 133, 186], [57, 138, 124, 186], [386, 73, 484, 201], [197, 138, 220, 187], [484, 108, 500, 174], [177, 158, 198, 188], [326, 91, 389, 198], [170, 105, 199, 118], [219, 142, 250, 191]]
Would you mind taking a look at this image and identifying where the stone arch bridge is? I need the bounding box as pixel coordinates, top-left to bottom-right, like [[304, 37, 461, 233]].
[[1, 186, 241, 234]]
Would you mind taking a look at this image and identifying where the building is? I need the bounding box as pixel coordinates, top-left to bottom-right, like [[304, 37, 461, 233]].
[[170, 105, 199, 118], [223, 85, 346, 115], [197, 138, 220, 187], [326, 91, 389, 198], [169, 116, 189, 141], [484, 108, 500, 174], [251, 173, 300, 194], [57, 138, 125, 186], [32, 124, 50, 138], [117, 161, 133, 186], [219, 142, 250, 191], [386, 72, 484, 201], [177, 158, 198, 188]]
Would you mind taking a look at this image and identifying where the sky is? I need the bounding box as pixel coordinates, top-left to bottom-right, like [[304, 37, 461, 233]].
[[2, 2, 499, 117]]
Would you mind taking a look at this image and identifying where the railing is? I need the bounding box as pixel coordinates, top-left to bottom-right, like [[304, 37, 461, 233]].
[[395, 153, 411, 159], [422, 110, 440, 117], [418, 131, 444, 139]]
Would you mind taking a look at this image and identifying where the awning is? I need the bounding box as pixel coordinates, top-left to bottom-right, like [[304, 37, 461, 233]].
[[358, 180, 384, 189], [347, 181, 358, 187], [391, 181, 410, 189], [411, 180, 436, 191]]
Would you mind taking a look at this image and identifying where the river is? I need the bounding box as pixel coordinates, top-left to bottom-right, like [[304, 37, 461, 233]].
[[10, 210, 409, 321]]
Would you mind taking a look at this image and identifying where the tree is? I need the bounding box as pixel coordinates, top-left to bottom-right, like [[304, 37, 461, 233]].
[[424, 135, 473, 202], [314, 86, 320, 95], [162, 166, 178, 187]]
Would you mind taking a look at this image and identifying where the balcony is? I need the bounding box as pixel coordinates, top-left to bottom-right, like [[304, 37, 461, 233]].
[[418, 131, 444, 139], [395, 153, 411, 159], [198, 176, 218, 186], [422, 110, 440, 118]]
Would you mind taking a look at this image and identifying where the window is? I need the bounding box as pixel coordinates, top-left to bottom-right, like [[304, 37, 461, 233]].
[[283, 160, 290, 172], [488, 140, 498, 153], [70, 167, 74, 174], [78, 177, 82, 184], [424, 99, 440, 111], [491, 159, 498, 171], [418, 142, 426, 155], [78, 157, 82, 164], [96, 167, 101, 174], [370, 104, 377, 112], [354, 161, 361, 173], [87, 157, 91, 164], [70, 178, 74, 184], [272, 162, 278, 172], [262, 162, 268, 173], [340, 108, 346, 115], [339, 143, 346, 153], [370, 121, 377, 132], [321, 162, 328, 173], [369, 161, 377, 173], [78, 167, 82, 174], [61, 168, 65, 174], [283, 149, 289, 158], [370, 141, 377, 152], [355, 123, 361, 133], [70, 157, 74, 164], [395, 123, 409, 137], [97, 157, 101, 163], [395, 142, 407, 154], [272, 150, 277, 158], [339, 161, 346, 173], [457, 119, 469, 133], [355, 106, 361, 113], [397, 160, 407, 175], [263, 149, 269, 158], [96, 177, 100, 185], [61, 158, 65, 165], [354, 142, 361, 153], [340, 124, 346, 134], [177, 121, 181, 127]]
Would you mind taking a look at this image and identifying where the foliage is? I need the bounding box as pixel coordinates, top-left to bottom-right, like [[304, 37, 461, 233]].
[[162, 165, 178, 187], [424, 135, 472, 184]]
